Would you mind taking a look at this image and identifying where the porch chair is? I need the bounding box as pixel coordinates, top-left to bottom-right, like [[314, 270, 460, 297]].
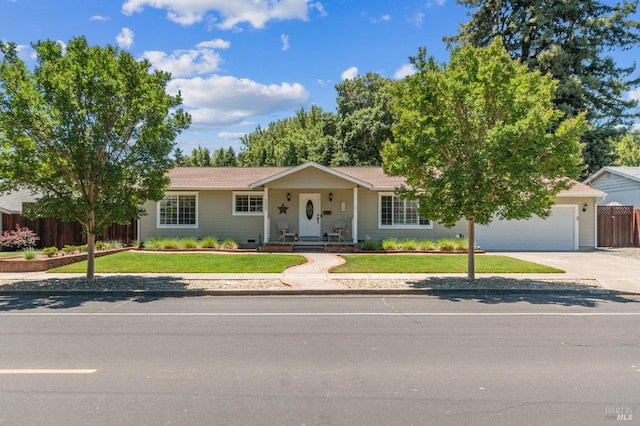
[[327, 220, 346, 243], [277, 220, 297, 242]]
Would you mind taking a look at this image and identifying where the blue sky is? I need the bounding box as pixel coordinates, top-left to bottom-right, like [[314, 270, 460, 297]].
[[1, 0, 639, 154]]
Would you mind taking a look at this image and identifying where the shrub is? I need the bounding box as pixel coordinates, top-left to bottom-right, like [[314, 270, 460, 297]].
[[180, 238, 198, 249], [95, 241, 105, 250], [199, 236, 218, 249], [78, 244, 88, 252], [437, 238, 456, 251], [62, 245, 78, 254], [418, 239, 436, 251], [360, 239, 380, 250], [454, 238, 469, 252], [104, 240, 123, 249], [21, 247, 38, 260], [219, 239, 238, 250], [162, 238, 181, 249], [0, 224, 40, 250], [402, 239, 418, 250], [42, 246, 58, 257], [144, 238, 163, 249], [382, 238, 401, 251]]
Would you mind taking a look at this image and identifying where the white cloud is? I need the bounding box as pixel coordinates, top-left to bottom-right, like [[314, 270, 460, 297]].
[[341, 66, 359, 80], [122, 0, 319, 29], [426, 0, 446, 7], [218, 132, 247, 141], [196, 38, 230, 49], [90, 15, 110, 21], [394, 63, 416, 79], [281, 34, 290, 51], [627, 88, 640, 101], [168, 75, 309, 128], [409, 12, 424, 27], [116, 27, 134, 49], [370, 14, 391, 24], [142, 39, 230, 77]]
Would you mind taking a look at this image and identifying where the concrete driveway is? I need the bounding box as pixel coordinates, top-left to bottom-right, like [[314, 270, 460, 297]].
[[495, 251, 640, 293]]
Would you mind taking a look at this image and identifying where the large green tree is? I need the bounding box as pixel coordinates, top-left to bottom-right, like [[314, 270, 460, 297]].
[[239, 105, 340, 166], [334, 72, 395, 166], [382, 40, 587, 279], [0, 36, 190, 281], [447, 0, 640, 176], [613, 130, 640, 165]]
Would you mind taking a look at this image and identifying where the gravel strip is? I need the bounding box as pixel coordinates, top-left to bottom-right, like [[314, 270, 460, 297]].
[[0, 277, 288, 291], [0, 276, 603, 292], [337, 277, 603, 291]]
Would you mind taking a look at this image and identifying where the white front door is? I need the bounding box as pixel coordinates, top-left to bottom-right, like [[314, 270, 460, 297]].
[[299, 193, 321, 238]]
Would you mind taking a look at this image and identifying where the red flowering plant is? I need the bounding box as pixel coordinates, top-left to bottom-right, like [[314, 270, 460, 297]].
[[0, 224, 40, 251]]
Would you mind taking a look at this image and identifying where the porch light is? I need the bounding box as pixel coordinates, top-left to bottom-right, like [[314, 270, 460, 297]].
[[329, 192, 333, 202], [287, 192, 291, 201]]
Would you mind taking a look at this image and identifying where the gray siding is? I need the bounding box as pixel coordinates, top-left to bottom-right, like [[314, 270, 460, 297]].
[[589, 173, 640, 207]]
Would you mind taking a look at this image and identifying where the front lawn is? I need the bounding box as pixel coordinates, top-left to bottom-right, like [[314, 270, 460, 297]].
[[331, 254, 564, 273], [49, 251, 307, 273]]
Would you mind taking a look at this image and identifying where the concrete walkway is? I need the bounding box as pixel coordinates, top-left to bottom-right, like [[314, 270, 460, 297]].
[[1, 251, 638, 294]]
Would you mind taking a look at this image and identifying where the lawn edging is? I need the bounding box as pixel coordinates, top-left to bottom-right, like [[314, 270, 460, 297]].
[[0, 248, 130, 272]]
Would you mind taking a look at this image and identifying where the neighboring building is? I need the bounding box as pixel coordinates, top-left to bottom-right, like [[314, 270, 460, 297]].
[[583, 166, 640, 207], [140, 162, 605, 251]]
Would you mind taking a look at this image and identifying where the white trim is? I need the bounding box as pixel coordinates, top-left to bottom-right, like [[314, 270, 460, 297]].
[[263, 187, 269, 243], [157, 192, 199, 229], [232, 191, 264, 216], [377, 192, 434, 230], [248, 161, 373, 189], [352, 187, 358, 243]]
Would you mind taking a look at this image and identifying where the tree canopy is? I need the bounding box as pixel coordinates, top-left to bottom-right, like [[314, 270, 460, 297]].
[[382, 40, 587, 279], [613, 130, 640, 165], [447, 0, 640, 176], [0, 36, 190, 281]]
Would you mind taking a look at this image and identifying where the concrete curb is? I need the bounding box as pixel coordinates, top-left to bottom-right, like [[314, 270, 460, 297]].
[[1, 288, 638, 297]]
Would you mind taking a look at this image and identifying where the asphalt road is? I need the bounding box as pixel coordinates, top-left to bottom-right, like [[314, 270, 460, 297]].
[[1, 294, 639, 426]]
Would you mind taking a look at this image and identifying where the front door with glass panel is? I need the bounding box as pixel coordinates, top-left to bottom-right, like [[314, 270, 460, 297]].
[[299, 193, 321, 238]]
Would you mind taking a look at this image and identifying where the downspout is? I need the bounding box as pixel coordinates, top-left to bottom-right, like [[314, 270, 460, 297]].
[[352, 186, 358, 243], [263, 186, 269, 243]]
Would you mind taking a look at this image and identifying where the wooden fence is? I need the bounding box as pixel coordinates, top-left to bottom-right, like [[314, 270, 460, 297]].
[[1, 214, 137, 248], [597, 205, 640, 247]]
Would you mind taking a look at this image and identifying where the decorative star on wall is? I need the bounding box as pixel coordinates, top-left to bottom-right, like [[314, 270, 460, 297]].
[[278, 203, 289, 214]]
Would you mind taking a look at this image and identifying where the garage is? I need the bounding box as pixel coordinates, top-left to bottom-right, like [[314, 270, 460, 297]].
[[475, 205, 578, 251]]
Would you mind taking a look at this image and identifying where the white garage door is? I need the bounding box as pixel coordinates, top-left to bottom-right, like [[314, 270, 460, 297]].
[[475, 206, 578, 251]]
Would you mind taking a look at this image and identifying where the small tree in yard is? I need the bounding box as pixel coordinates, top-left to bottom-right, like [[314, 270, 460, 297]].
[[0, 36, 191, 281], [382, 40, 587, 280]]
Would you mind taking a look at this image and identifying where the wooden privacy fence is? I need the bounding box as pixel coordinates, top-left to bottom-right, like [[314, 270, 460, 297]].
[[1, 214, 137, 248], [597, 205, 640, 247]]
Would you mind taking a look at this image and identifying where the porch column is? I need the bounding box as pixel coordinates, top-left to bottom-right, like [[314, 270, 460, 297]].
[[352, 186, 358, 243], [263, 186, 269, 243]]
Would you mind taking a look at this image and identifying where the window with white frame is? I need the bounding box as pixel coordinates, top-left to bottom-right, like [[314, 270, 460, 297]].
[[379, 193, 432, 228], [233, 192, 264, 215], [158, 193, 197, 227]]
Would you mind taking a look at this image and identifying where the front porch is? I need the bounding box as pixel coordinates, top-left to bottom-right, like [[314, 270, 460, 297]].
[[262, 239, 359, 253]]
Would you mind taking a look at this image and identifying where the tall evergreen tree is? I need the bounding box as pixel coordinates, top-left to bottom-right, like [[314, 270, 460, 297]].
[[334, 72, 395, 166], [447, 0, 640, 176]]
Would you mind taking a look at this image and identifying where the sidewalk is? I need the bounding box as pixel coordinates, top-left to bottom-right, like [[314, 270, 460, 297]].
[[0, 251, 638, 295]]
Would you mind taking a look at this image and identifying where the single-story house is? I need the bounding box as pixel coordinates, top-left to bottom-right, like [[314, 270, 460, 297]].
[[140, 162, 605, 251], [583, 166, 640, 207]]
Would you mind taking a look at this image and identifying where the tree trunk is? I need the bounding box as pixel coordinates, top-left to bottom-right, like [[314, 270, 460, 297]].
[[86, 231, 95, 282], [86, 211, 96, 282], [468, 219, 475, 281]]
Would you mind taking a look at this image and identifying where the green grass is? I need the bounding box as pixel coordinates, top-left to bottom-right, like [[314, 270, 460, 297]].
[[0, 251, 22, 259], [49, 251, 307, 273], [331, 255, 564, 273]]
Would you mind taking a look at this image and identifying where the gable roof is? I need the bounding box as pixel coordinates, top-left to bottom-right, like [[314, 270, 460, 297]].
[[166, 162, 603, 197], [584, 166, 640, 185], [248, 162, 373, 189]]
